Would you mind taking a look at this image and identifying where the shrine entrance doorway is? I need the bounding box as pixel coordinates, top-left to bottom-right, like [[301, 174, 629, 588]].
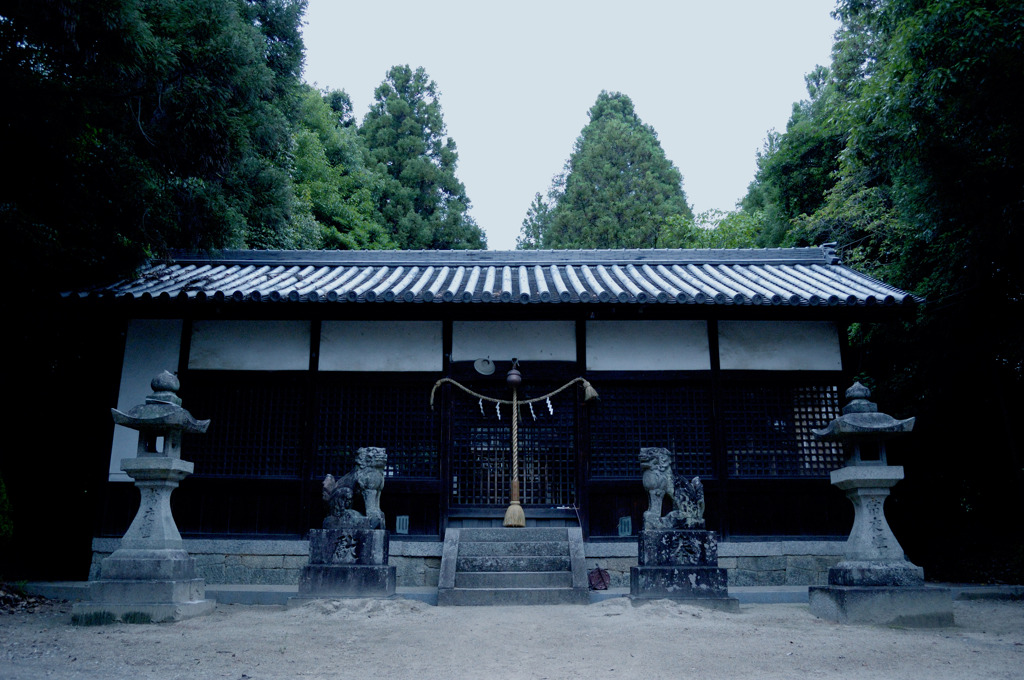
[[447, 383, 578, 511]]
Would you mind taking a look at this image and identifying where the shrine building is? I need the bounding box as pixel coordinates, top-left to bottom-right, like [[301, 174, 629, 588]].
[[72, 245, 918, 586]]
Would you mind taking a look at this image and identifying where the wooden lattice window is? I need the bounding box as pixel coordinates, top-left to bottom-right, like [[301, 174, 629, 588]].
[[449, 384, 576, 507], [314, 377, 439, 480], [721, 382, 843, 478], [588, 381, 714, 479], [182, 372, 306, 479]]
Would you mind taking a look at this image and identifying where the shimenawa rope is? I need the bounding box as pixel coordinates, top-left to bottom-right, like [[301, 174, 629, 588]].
[[429, 375, 597, 528]]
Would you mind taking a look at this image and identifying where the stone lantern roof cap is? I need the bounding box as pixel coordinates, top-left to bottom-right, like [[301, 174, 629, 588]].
[[110, 370, 210, 434], [812, 382, 915, 441]]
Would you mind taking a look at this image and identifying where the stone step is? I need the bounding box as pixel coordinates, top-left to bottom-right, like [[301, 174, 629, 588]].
[[455, 571, 573, 589], [456, 527, 570, 542], [437, 527, 586, 607], [458, 541, 569, 557], [437, 587, 589, 606], [456, 556, 570, 573]]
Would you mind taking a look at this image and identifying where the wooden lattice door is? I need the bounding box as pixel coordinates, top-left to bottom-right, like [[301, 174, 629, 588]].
[[448, 383, 577, 508]]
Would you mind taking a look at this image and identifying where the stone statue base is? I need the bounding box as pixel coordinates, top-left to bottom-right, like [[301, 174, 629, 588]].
[[629, 530, 738, 611], [298, 565, 397, 597], [307, 528, 390, 566], [293, 529, 396, 600]]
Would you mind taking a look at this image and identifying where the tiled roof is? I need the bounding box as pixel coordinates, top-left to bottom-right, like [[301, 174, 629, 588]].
[[74, 246, 917, 307]]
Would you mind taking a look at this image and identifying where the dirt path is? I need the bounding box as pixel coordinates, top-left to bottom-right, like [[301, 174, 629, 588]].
[[2, 597, 1022, 679]]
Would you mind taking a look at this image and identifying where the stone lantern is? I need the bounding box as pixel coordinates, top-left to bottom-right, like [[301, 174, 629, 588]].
[[72, 371, 215, 624], [808, 382, 952, 626]]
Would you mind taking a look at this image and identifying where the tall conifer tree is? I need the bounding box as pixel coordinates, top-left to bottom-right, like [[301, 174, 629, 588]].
[[358, 65, 485, 250], [521, 91, 692, 249]]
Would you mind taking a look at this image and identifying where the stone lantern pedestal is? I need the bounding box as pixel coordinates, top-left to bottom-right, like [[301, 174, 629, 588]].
[[72, 372, 215, 625], [808, 383, 952, 627]]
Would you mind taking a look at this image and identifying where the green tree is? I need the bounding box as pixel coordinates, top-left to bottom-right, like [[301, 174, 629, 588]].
[[523, 92, 692, 249], [291, 85, 393, 249], [516, 192, 553, 250], [741, 65, 850, 247], [777, 0, 1024, 320], [358, 65, 485, 250], [655, 210, 762, 250], [324, 89, 356, 128], [1, 0, 309, 291], [733, 0, 1024, 580]]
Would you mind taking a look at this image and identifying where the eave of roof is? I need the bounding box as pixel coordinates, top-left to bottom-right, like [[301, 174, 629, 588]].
[[68, 247, 920, 308]]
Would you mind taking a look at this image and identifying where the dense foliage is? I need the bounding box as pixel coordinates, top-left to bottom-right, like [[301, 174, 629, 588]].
[[1, 4, 482, 293], [732, 0, 1024, 580], [518, 92, 692, 249], [0, 474, 12, 543], [291, 84, 394, 250], [1, 0, 312, 289]]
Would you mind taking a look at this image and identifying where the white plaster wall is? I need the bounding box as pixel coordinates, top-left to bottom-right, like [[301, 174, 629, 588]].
[[451, 321, 576, 362], [718, 320, 842, 371], [188, 320, 311, 370], [109, 318, 183, 481], [586, 320, 710, 370], [320, 321, 442, 371]]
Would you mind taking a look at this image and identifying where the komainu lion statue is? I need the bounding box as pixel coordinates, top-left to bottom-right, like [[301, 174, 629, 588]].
[[322, 446, 387, 530], [638, 447, 705, 530]]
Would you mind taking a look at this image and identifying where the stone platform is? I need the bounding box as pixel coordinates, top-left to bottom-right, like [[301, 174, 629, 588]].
[[32, 580, 1022, 608], [72, 550, 215, 624], [809, 584, 954, 626], [827, 560, 925, 587], [307, 528, 390, 566], [72, 596, 216, 625]]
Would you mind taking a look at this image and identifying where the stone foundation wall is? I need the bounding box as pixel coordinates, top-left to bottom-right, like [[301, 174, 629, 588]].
[[580, 541, 845, 588], [89, 539, 312, 585], [90, 538, 844, 587]]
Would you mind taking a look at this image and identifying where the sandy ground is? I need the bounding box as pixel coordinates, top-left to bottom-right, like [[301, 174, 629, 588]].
[[1, 597, 1022, 680]]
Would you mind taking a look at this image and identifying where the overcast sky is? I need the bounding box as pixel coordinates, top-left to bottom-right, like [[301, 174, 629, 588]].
[[301, 1, 840, 250]]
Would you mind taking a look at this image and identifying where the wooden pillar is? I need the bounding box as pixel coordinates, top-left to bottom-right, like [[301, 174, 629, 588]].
[[707, 318, 729, 539], [575, 318, 590, 537]]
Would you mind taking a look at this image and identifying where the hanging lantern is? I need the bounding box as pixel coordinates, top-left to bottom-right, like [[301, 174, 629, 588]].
[[506, 359, 522, 388]]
